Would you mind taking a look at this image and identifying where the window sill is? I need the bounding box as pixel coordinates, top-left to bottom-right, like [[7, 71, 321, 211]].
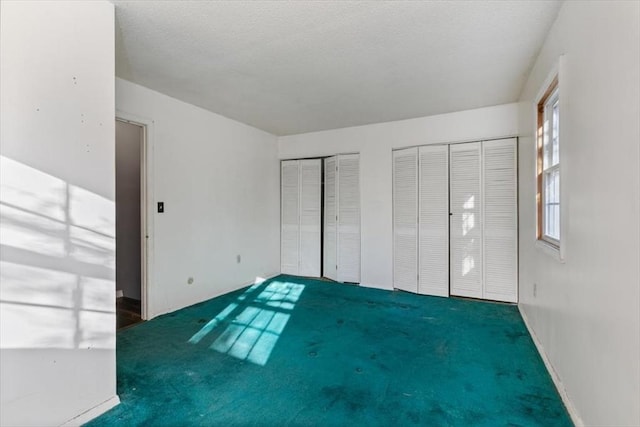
[[535, 239, 565, 263]]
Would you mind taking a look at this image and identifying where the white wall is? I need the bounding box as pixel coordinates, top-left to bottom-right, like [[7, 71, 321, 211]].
[[116, 121, 142, 300], [279, 104, 518, 289], [116, 78, 280, 318], [0, 1, 118, 426], [517, 1, 640, 425]]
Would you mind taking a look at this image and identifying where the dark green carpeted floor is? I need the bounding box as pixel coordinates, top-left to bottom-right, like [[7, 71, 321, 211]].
[[87, 275, 572, 426]]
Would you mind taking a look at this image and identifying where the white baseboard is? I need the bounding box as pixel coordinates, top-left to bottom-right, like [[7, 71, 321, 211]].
[[518, 305, 584, 427], [257, 272, 281, 282], [147, 272, 283, 320], [60, 395, 120, 427]]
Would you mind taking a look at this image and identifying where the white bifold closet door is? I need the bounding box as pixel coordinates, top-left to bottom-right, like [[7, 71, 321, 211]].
[[281, 160, 300, 275], [393, 148, 418, 293], [482, 138, 518, 302], [394, 139, 517, 302], [418, 145, 450, 297], [323, 156, 338, 281], [299, 159, 322, 277], [337, 154, 361, 283], [323, 154, 361, 283], [280, 159, 321, 277], [449, 142, 483, 299]]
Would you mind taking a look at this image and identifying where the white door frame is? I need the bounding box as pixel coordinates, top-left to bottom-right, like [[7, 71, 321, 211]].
[[115, 111, 155, 320]]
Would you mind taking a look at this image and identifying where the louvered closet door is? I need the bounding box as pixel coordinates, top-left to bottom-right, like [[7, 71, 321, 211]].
[[281, 160, 300, 275], [323, 156, 338, 281], [393, 148, 418, 293], [337, 154, 360, 283], [418, 145, 449, 297], [483, 139, 518, 302], [449, 143, 482, 299], [299, 159, 321, 277]]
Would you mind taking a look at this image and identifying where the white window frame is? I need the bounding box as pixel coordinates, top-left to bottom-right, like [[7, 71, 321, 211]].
[[534, 57, 566, 263], [541, 86, 560, 247], [534, 57, 566, 262]]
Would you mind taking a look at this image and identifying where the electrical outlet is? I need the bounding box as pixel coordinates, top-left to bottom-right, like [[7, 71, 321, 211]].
[[187, 277, 194, 285], [533, 282, 537, 298], [236, 254, 241, 264]]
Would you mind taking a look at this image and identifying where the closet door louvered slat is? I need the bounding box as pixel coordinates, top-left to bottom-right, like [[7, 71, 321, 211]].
[[299, 159, 322, 277], [483, 138, 518, 302], [337, 154, 360, 283], [393, 148, 418, 293], [281, 160, 300, 275], [449, 142, 483, 299], [323, 156, 338, 281], [418, 145, 450, 297]]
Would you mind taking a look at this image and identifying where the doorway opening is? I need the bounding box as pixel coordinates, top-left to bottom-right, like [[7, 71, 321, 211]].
[[115, 118, 147, 329]]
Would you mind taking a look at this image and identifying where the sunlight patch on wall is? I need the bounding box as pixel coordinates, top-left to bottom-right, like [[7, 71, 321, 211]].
[[462, 213, 475, 236], [462, 255, 475, 277], [463, 195, 475, 209], [0, 156, 115, 350]]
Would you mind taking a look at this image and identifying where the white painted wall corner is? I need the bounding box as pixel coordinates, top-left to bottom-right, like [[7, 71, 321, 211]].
[[518, 306, 584, 427]]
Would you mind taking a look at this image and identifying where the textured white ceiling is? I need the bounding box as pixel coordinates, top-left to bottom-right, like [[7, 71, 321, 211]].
[[114, 1, 562, 136]]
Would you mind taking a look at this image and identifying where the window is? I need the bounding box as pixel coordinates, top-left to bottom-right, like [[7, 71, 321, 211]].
[[537, 77, 560, 246]]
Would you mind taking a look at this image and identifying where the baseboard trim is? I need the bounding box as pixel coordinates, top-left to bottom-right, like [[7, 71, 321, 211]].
[[253, 272, 281, 283], [518, 305, 584, 427], [60, 395, 120, 427], [148, 272, 283, 320]]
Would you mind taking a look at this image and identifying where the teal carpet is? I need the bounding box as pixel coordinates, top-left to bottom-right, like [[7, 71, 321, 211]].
[[87, 275, 572, 426]]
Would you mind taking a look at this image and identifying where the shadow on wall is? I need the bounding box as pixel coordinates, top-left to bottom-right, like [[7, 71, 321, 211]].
[[0, 155, 116, 351]]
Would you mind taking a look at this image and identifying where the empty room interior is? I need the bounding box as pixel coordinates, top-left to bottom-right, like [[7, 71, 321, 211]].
[[1, 1, 639, 426]]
